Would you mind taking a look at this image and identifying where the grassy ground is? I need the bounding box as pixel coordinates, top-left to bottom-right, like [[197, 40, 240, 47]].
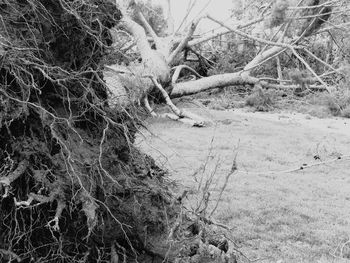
[[136, 101, 350, 262], [185, 86, 350, 119]]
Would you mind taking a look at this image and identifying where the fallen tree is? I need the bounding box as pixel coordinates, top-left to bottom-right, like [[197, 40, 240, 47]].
[[1, 0, 346, 261], [107, 0, 348, 124]]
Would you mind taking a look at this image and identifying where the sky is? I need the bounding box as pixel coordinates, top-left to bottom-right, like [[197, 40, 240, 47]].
[[150, 0, 235, 33]]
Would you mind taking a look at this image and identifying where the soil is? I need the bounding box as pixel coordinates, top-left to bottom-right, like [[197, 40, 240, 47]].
[[136, 105, 350, 262]]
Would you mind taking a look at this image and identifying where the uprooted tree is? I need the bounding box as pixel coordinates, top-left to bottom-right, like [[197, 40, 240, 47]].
[[0, 0, 236, 262], [106, 0, 349, 125], [1, 0, 349, 262]]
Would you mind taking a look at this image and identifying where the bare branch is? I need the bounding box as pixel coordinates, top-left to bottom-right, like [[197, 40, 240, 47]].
[[172, 65, 203, 84], [207, 15, 299, 49], [188, 16, 264, 47], [290, 48, 331, 92], [175, 0, 197, 33], [136, 10, 160, 43], [147, 75, 205, 126], [167, 17, 203, 65], [143, 96, 157, 117], [315, 21, 350, 34], [165, 0, 175, 35], [302, 47, 342, 74], [288, 0, 339, 9], [148, 75, 182, 116]]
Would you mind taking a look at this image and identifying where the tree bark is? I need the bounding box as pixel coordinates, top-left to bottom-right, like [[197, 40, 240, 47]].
[[118, 17, 170, 84], [171, 73, 258, 98]]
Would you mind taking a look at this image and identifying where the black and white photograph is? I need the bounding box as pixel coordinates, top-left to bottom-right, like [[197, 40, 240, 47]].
[[0, 0, 349, 262]]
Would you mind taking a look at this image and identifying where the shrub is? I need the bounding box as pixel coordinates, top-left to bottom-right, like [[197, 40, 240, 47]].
[[269, 0, 289, 28], [323, 90, 350, 117], [245, 86, 276, 112], [341, 106, 350, 118]]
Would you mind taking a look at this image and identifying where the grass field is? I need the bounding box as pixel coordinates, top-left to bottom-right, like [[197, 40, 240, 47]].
[[136, 105, 350, 262]]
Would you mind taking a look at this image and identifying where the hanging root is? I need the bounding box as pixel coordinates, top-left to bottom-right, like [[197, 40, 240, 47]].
[[13, 190, 66, 232]]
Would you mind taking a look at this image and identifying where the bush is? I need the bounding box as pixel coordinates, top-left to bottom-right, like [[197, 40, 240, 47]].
[[269, 0, 289, 28], [341, 105, 350, 118], [324, 90, 350, 118], [245, 86, 276, 112]]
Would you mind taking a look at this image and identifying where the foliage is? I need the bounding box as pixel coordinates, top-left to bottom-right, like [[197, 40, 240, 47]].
[[288, 69, 314, 85]]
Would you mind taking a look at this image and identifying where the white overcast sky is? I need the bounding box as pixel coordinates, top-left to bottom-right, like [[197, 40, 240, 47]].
[[150, 0, 235, 32]]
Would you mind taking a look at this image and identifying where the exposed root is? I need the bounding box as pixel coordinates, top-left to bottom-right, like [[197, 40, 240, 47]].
[[47, 200, 66, 232], [0, 159, 28, 188], [0, 249, 21, 262], [0, 1, 191, 261], [110, 243, 119, 263]]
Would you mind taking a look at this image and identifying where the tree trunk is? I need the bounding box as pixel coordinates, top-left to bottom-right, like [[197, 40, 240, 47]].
[[171, 73, 257, 98], [118, 17, 170, 85]]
